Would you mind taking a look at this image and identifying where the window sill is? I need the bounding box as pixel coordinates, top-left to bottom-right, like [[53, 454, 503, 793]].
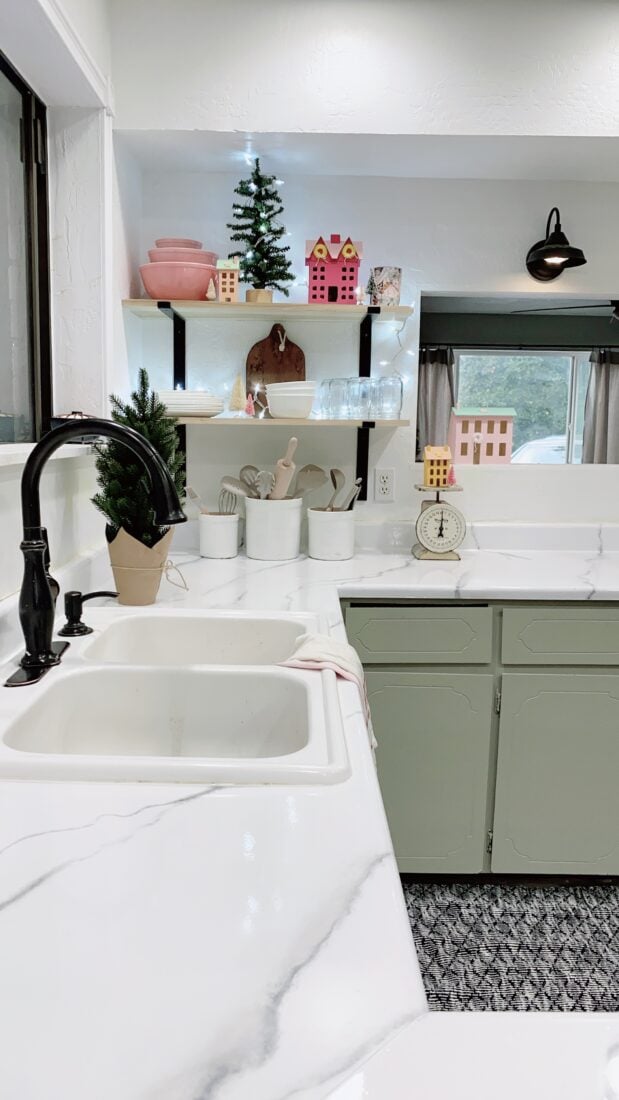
[[0, 444, 94, 470]]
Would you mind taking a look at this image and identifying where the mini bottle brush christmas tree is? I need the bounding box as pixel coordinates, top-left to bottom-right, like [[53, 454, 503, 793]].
[[227, 158, 293, 299], [93, 368, 185, 548]]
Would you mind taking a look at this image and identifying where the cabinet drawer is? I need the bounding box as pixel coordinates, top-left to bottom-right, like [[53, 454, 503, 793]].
[[502, 607, 619, 666], [345, 606, 492, 664]]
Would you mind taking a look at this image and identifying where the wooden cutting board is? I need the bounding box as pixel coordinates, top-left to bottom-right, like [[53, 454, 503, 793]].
[[246, 324, 305, 411]]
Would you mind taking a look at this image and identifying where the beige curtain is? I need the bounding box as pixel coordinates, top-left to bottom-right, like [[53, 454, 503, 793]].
[[417, 346, 456, 457], [582, 349, 619, 463]]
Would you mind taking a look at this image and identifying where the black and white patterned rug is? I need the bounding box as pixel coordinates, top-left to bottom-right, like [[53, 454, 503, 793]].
[[404, 880, 619, 1011]]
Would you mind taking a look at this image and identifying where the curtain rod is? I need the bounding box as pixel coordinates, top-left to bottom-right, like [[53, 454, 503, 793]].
[[420, 343, 612, 352]]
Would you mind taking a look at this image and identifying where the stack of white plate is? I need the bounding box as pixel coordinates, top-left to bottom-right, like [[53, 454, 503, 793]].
[[159, 390, 224, 418], [266, 381, 316, 419]]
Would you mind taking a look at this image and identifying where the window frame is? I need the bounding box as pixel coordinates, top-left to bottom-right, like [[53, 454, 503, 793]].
[[453, 347, 590, 465], [0, 49, 52, 441]]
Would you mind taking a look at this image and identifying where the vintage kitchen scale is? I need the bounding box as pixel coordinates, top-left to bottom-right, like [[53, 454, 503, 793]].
[[412, 445, 466, 560], [413, 485, 466, 560]]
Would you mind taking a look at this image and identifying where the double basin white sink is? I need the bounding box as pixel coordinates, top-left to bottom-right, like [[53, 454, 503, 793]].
[[0, 611, 349, 784]]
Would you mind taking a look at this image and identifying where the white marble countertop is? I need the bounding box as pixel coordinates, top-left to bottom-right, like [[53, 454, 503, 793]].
[[325, 1012, 619, 1099], [2, 541, 619, 1099]]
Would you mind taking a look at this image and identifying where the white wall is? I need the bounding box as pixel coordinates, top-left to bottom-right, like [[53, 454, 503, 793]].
[[0, 0, 112, 108], [55, 0, 112, 97], [114, 163, 619, 522], [110, 0, 619, 136], [0, 451, 102, 601], [110, 138, 143, 401], [48, 107, 110, 417]]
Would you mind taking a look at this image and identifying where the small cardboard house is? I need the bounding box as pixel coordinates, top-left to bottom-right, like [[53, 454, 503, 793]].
[[423, 445, 452, 488], [305, 234, 362, 304], [448, 407, 516, 464], [217, 258, 241, 303]]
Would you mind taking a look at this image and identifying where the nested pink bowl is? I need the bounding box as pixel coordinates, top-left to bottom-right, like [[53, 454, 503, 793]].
[[148, 247, 218, 265], [155, 237, 202, 249], [140, 262, 217, 300]]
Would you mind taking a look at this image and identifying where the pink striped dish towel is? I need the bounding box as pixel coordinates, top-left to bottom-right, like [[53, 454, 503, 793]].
[[279, 632, 377, 749]]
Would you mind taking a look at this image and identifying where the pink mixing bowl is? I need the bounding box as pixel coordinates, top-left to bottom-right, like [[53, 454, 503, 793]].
[[155, 237, 202, 249], [148, 247, 218, 265], [140, 262, 217, 300]]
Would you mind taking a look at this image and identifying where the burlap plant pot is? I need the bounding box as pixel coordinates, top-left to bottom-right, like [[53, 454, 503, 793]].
[[107, 527, 174, 605], [245, 288, 273, 303]]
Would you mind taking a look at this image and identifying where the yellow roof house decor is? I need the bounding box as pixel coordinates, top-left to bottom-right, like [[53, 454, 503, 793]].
[[423, 444, 452, 488]]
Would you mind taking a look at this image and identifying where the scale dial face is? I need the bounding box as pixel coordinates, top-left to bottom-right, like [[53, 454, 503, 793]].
[[415, 502, 466, 554]]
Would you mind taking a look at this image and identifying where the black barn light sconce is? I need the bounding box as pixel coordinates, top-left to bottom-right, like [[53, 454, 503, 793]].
[[526, 207, 587, 282]]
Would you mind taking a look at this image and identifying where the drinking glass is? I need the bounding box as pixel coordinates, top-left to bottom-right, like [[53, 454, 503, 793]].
[[379, 375, 403, 419], [369, 378, 382, 419], [329, 378, 349, 419], [318, 378, 333, 419], [346, 378, 360, 418]]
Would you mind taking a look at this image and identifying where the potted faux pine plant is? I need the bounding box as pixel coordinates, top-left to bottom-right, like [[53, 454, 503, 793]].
[[227, 158, 293, 302], [92, 369, 185, 605]]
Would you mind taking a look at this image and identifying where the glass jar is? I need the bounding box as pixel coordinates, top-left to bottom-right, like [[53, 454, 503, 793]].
[[378, 375, 403, 419], [329, 377, 350, 419], [318, 378, 333, 419]]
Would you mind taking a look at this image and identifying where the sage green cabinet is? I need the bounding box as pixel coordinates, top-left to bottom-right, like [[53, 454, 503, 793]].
[[367, 671, 494, 873], [346, 605, 492, 664], [345, 600, 619, 876], [502, 607, 619, 666], [491, 672, 619, 874]]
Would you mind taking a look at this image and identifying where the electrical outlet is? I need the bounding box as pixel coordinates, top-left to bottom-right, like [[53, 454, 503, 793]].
[[374, 467, 395, 502]]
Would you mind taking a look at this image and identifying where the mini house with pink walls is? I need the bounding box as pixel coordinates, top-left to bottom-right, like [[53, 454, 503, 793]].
[[448, 407, 516, 464], [305, 234, 363, 304]]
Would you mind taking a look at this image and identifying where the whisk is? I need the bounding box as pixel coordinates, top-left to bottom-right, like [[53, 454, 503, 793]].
[[218, 487, 237, 514]]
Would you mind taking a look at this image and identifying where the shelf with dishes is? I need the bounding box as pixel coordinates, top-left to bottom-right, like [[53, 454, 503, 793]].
[[127, 299, 412, 500]]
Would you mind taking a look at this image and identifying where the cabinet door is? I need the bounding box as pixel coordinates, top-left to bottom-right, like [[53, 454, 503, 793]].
[[492, 673, 619, 874], [367, 671, 494, 873]]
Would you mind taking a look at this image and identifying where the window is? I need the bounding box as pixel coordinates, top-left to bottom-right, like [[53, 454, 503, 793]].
[[455, 350, 590, 464], [0, 51, 51, 442]]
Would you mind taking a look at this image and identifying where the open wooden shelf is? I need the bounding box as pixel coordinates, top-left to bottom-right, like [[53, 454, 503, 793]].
[[123, 299, 413, 323], [175, 417, 410, 427]]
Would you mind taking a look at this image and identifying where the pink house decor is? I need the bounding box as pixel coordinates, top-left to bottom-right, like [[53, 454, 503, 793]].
[[448, 407, 516, 464], [305, 234, 363, 304]]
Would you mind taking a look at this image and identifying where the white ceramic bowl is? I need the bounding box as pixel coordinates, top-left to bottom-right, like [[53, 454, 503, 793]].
[[267, 389, 315, 398], [267, 394, 314, 419], [266, 381, 316, 390], [267, 395, 315, 404]]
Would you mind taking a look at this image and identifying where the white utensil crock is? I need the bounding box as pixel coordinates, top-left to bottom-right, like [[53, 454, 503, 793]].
[[245, 497, 302, 560], [199, 513, 239, 559], [308, 507, 355, 561]]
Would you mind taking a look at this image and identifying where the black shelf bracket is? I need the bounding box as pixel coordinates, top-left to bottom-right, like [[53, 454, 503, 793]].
[[157, 301, 186, 389], [355, 306, 380, 500], [157, 301, 187, 466]]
